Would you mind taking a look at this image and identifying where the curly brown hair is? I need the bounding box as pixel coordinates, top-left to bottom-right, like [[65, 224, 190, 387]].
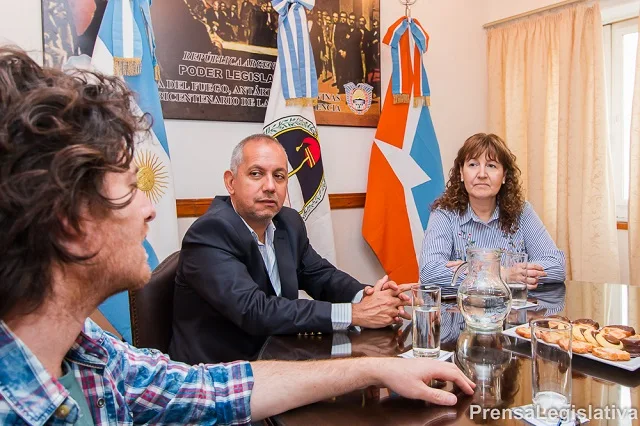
[[431, 133, 524, 234], [0, 47, 149, 319]]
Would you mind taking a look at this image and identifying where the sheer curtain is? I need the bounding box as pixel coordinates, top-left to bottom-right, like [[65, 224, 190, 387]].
[[628, 15, 640, 285], [487, 3, 620, 283]]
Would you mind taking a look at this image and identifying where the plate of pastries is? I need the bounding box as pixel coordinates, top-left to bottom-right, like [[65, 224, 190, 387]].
[[504, 316, 640, 371]]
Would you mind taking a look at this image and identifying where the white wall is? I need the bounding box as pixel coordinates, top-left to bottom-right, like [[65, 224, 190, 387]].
[[0, 0, 43, 59], [2, 0, 488, 283]]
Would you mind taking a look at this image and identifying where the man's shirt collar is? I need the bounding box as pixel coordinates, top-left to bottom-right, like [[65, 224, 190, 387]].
[[230, 200, 276, 245]]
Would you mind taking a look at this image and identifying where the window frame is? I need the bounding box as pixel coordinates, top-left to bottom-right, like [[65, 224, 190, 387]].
[[605, 18, 638, 222]]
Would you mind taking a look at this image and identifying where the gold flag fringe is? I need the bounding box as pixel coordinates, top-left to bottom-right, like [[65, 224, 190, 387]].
[[113, 58, 142, 76], [413, 96, 431, 108], [154, 65, 161, 81], [393, 93, 411, 104], [285, 97, 318, 107]]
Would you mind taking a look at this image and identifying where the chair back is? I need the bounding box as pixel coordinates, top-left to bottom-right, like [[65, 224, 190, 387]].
[[129, 251, 180, 352]]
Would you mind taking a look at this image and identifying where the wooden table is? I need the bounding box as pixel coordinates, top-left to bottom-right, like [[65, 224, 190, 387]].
[[259, 281, 640, 425]]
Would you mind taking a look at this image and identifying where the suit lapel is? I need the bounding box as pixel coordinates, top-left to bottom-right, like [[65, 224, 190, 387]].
[[274, 227, 298, 300], [217, 196, 276, 296]]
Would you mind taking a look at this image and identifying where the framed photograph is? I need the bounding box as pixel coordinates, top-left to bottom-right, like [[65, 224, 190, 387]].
[[42, 0, 381, 127]]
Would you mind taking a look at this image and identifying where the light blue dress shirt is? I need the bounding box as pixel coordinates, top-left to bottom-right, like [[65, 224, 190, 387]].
[[419, 201, 566, 287]]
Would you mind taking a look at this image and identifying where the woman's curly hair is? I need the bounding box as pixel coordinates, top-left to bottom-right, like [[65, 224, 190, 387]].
[[0, 47, 149, 319], [431, 133, 525, 234]]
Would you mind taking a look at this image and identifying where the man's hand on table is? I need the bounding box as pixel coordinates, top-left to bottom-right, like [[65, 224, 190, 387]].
[[373, 358, 476, 405], [353, 276, 412, 328]]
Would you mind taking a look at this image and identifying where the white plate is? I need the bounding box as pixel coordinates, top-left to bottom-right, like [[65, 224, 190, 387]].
[[503, 326, 640, 371]]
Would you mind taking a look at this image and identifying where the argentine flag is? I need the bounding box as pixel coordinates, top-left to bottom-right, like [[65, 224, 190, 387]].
[[91, 0, 179, 343]]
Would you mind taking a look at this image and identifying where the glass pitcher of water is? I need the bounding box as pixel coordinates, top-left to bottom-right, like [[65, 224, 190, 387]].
[[452, 248, 512, 330]]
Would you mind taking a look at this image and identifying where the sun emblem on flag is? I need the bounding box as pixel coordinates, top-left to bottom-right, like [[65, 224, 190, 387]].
[[134, 150, 169, 204]]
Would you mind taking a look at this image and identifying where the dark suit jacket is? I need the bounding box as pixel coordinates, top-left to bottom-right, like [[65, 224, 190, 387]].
[[169, 196, 365, 363]]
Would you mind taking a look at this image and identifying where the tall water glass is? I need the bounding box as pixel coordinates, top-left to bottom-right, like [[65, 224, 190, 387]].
[[531, 318, 573, 421], [411, 285, 441, 358], [502, 251, 529, 307]]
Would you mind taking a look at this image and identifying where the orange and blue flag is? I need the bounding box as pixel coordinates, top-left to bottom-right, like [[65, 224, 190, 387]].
[[362, 17, 444, 284]]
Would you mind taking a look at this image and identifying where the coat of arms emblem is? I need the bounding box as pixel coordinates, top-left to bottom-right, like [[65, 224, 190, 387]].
[[344, 82, 373, 115]]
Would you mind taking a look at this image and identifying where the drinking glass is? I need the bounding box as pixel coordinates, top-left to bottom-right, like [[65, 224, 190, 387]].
[[411, 285, 441, 358], [530, 318, 573, 421], [502, 251, 529, 307]]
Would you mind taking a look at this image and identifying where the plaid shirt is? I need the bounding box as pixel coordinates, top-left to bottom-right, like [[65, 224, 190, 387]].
[[0, 319, 254, 425]]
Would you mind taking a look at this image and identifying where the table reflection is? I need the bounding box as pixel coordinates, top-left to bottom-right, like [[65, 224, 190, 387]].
[[259, 282, 640, 426], [259, 283, 568, 361], [456, 328, 521, 409]]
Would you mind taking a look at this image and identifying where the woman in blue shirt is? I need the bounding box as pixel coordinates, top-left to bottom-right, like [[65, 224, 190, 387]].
[[419, 133, 566, 287]]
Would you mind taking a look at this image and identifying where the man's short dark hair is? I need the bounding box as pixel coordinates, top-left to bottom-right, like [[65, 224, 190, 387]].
[[0, 47, 148, 319]]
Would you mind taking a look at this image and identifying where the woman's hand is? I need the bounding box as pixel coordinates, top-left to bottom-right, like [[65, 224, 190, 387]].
[[524, 263, 546, 288], [503, 263, 547, 289], [446, 260, 464, 270]]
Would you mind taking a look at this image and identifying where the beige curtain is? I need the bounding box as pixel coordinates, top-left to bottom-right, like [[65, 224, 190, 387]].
[[487, 3, 620, 283], [629, 16, 640, 285]]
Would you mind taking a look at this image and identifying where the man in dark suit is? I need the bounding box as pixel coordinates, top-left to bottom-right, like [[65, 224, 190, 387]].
[[359, 16, 371, 84], [366, 19, 380, 88], [309, 10, 325, 80], [239, 0, 253, 42], [333, 11, 349, 92], [228, 3, 240, 40], [205, 0, 228, 40], [170, 134, 411, 363], [344, 13, 363, 84]]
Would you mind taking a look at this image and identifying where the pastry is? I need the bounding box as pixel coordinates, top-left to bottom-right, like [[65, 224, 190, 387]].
[[516, 326, 531, 339], [572, 318, 599, 329], [600, 325, 635, 340], [572, 325, 592, 342], [591, 347, 631, 361], [547, 315, 571, 329], [572, 326, 585, 342], [540, 331, 564, 344], [595, 331, 624, 350], [558, 338, 593, 354], [583, 329, 601, 347], [621, 335, 640, 358]]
